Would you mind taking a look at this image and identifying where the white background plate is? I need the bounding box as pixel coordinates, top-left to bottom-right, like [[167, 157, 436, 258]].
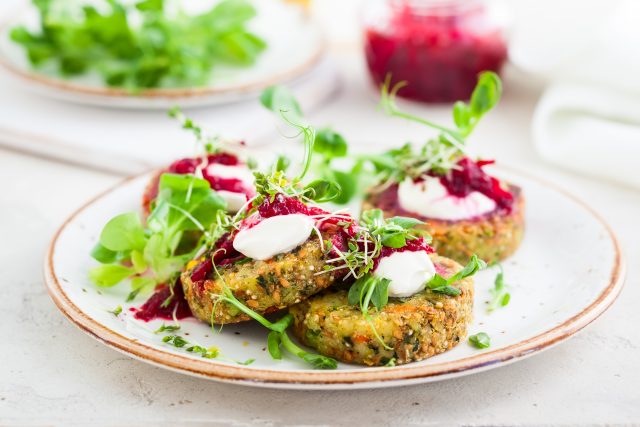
[[0, 0, 324, 109], [43, 168, 625, 389]]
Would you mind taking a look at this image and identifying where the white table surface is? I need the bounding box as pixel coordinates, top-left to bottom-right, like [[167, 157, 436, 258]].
[[1, 48, 639, 425]]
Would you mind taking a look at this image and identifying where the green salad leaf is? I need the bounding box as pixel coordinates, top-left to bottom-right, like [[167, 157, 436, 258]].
[[11, 0, 266, 90], [89, 173, 226, 295]]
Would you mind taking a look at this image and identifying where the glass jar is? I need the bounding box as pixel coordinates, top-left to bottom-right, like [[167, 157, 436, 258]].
[[363, 0, 507, 103]]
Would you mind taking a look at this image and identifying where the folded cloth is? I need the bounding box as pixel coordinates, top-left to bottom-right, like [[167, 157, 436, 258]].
[[532, 83, 640, 189]]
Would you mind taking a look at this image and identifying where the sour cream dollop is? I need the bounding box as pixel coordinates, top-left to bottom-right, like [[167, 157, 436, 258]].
[[206, 163, 255, 211], [398, 176, 496, 221], [232, 214, 315, 261], [374, 251, 436, 297]]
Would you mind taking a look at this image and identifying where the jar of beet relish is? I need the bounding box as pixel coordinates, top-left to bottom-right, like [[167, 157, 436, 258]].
[[363, 0, 507, 103]]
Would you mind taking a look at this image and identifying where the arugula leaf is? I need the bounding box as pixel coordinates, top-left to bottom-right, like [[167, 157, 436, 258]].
[[469, 332, 491, 349], [11, 0, 266, 90]]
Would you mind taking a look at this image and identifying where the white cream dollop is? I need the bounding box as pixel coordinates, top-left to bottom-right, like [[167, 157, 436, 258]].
[[205, 163, 255, 212], [232, 214, 316, 261], [397, 176, 496, 221], [374, 251, 436, 297]]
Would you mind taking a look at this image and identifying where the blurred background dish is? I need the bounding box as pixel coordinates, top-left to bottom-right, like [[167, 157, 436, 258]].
[[362, 0, 508, 103], [0, 0, 325, 108]]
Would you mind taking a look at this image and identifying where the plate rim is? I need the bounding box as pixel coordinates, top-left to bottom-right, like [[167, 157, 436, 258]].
[[43, 169, 626, 387], [0, 5, 325, 100]]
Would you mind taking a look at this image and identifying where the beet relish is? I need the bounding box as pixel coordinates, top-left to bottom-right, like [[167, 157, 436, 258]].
[[374, 237, 434, 270], [133, 279, 192, 321], [436, 157, 513, 211], [168, 153, 254, 196], [188, 194, 358, 283]]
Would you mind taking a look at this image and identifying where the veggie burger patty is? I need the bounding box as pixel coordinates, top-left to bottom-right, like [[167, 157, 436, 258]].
[[181, 236, 340, 325], [363, 185, 525, 264], [289, 254, 473, 366]]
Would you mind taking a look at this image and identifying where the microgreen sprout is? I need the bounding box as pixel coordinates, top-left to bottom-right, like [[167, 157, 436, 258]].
[[108, 305, 122, 317], [487, 263, 511, 312], [260, 86, 357, 204], [369, 72, 503, 188], [426, 254, 487, 296], [469, 332, 491, 349]]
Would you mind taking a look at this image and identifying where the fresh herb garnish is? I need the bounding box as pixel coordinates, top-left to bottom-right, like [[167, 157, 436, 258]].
[[260, 85, 357, 204], [89, 173, 226, 297], [469, 332, 491, 349], [154, 323, 181, 334], [367, 72, 502, 187], [321, 209, 428, 281], [426, 254, 487, 296], [487, 264, 511, 312], [236, 358, 255, 366], [108, 305, 123, 317], [11, 0, 266, 90], [163, 334, 220, 359]]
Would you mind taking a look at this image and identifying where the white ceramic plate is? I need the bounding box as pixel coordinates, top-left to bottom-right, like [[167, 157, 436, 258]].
[[43, 168, 625, 389], [0, 0, 324, 109]]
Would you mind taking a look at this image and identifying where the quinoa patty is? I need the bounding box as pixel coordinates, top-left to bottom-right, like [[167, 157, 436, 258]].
[[363, 185, 525, 264], [289, 254, 473, 366], [181, 237, 340, 325]]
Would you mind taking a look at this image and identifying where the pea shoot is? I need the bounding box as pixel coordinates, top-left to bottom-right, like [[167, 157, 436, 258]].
[[487, 264, 511, 312], [260, 86, 357, 204], [366, 72, 503, 189], [11, 0, 266, 90], [426, 255, 487, 297], [469, 332, 491, 349]]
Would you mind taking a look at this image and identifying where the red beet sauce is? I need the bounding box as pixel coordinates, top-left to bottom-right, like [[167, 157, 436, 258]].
[[133, 279, 192, 322], [169, 153, 254, 197], [374, 157, 513, 218], [188, 194, 358, 283], [364, 0, 507, 103], [437, 158, 513, 211], [374, 237, 434, 270], [144, 153, 254, 213]]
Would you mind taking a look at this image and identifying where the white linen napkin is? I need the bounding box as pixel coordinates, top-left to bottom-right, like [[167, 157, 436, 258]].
[[532, 84, 640, 189], [514, 0, 640, 189]]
